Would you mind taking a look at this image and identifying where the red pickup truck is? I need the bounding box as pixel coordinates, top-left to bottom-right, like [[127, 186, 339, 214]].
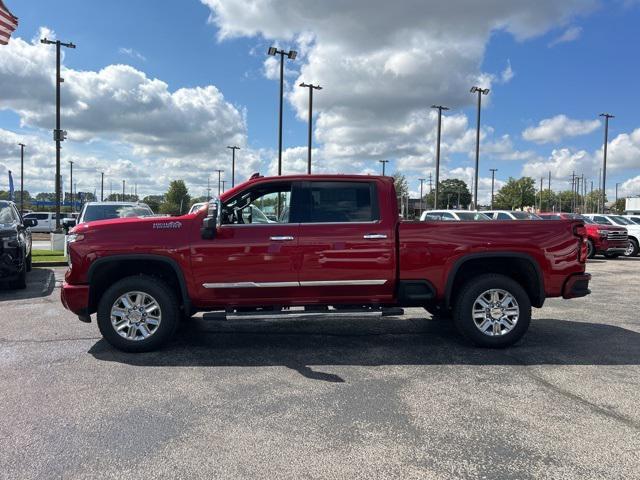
[[538, 212, 628, 258], [62, 174, 591, 352]]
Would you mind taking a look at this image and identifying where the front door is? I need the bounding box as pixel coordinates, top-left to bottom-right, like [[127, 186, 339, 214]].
[[190, 181, 302, 307], [296, 180, 396, 304]]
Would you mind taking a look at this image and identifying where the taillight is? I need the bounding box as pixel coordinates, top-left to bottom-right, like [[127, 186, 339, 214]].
[[574, 224, 587, 263]]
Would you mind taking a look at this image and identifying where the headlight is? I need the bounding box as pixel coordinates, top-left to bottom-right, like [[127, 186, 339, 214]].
[[597, 229, 609, 237], [66, 233, 85, 243]]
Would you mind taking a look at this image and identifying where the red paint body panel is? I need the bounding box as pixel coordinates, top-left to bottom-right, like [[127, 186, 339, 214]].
[[61, 174, 589, 315], [538, 212, 628, 253]]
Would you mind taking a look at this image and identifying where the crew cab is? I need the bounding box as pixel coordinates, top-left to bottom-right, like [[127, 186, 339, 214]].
[[538, 212, 629, 259], [0, 201, 37, 289], [62, 175, 591, 352]]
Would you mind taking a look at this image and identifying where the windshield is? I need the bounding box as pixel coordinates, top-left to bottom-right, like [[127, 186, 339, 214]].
[[456, 212, 491, 221], [0, 202, 15, 224], [610, 216, 632, 225], [512, 211, 541, 220], [82, 204, 154, 223]]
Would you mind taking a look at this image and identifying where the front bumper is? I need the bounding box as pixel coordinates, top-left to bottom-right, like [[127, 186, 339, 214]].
[[0, 249, 23, 278], [562, 273, 591, 299], [61, 282, 90, 319]]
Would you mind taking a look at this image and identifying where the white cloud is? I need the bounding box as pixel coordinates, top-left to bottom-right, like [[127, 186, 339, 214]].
[[548, 26, 582, 47], [500, 59, 515, 83], [619, 175, 640, 198], [118, 47, 146, 62], [522, 114, 601, 144]]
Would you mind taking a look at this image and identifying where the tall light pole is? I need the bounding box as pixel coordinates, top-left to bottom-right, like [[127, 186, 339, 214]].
[[431, 105, 449, 209], [615, 182, 621, 204], [470, 86, 489, 209], [68, 160, 73, 211], [18, 143, 25, 213], [599, 113, 614, 213], [226, 146, 240, 187], [267, 47, 297, 176], [221, 180, 227, 193], [379, 160, 389, 176], [299, 82, 322, 174], [489, 168, 498, 210], [418, 178, 426, 215], [215, 169, 224, 197], [100, 171, 104, 201], [122, 180, 125, 201], [41, 37, 76, 230]]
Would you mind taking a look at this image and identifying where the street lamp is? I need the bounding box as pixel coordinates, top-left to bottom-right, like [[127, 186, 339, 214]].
[[379, 160, 389, 176], [418, 178, 426, 215], [299, 82, 322, 174], [215, 169, 224, 197], [599, 113, 614, 213], [267, 47, 297, 176], [41, 37, 76, 230], [470, 86, 489, 209], [431, 105, 449, 209], [489, 168, 497, 210], [226, 146, 240, 187]]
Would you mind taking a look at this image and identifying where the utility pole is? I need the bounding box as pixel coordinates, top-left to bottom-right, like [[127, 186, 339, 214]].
[[122, 180, 125, 201], [590, 181, 594, 213], [599, 113, 614, 213], [489, 168, 498, 210], [100, 172, 104, 201], [418, 178, 425, 215], [18, 143, 25, 213], [570, 171, 576, 213], [539, 177, 543, 212], [615, 182, 621, 203], [226, 146, 240, 187], [221, 180, 226, 193], [431, 105, 449, 209], [215, 169, 224, 197], [379, 160, 389, 176], [206, 176, 211, 200], [299, 83, 322, 174], [69, 160, 73, 211], [41, 37, 76, 230], [470, 86, 490, 209], [267, 47, 297, 175]]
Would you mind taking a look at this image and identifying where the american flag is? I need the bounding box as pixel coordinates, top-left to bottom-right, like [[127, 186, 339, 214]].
[[0, 0, 18, 45]]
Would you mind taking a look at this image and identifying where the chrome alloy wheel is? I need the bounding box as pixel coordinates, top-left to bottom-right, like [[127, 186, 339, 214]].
[[110, 291, 162, 341], [472, 289, 519, 336], [625, 242, 634, 256]]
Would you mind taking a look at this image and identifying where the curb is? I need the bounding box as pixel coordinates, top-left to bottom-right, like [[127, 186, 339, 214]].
[[34, 261, 68, 267]]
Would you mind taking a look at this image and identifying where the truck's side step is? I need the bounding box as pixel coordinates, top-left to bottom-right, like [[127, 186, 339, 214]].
[[202, 306, 404, 321]]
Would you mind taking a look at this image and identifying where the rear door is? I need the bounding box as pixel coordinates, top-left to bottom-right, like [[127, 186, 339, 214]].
[[296, 180, 396, 304]]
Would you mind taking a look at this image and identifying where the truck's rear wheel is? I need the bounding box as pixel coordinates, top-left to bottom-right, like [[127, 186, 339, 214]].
[[453, 274, 531, 348], [96, 275, 179, 352], [586, 239, 595, 259]]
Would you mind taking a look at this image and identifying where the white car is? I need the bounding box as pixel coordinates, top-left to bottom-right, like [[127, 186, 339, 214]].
[[420, 210, 491, 221], [484, 210, 542, 220], [584, 214, 639, 257], [622, 215, 640, 225], [64, 202, 155, 229], [22, 211, 63, 232]]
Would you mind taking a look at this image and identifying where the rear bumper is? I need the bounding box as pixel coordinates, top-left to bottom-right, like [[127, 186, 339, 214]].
[[61, 282, 90, 317], [562, 273, 591, 299]]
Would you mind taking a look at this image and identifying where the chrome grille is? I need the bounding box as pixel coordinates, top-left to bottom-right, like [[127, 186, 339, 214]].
[[607, 231, 628, 241]]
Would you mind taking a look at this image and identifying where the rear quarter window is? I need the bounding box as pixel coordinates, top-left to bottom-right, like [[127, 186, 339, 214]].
[[302, 182, 379, 223]]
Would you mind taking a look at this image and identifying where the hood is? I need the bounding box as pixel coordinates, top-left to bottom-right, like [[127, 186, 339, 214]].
[[0, 224, 18, 235]]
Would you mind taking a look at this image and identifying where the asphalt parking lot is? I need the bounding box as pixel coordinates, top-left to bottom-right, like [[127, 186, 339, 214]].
[[1, 259, 639, 479]]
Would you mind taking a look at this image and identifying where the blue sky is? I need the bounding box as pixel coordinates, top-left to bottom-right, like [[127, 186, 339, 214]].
[[0, 0, 639, 202]]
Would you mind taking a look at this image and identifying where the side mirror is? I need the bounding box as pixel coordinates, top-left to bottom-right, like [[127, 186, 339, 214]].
[[24, 218, 38, 228], [62, 218, 77, 228], [201, 200, 220, 239]]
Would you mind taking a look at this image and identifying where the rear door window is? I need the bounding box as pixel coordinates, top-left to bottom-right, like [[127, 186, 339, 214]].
[[300, 181, 379, 223], [496, 212, 511, 220]]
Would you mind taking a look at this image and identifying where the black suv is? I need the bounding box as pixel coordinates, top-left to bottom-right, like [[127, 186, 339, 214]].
[[0, 201, 37, 289]]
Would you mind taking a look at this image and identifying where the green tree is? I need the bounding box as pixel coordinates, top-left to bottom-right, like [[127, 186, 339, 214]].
[[160, 180, 190, 215], [612, 198, 626, 214], [106, 193, 139, 202], [493, 177, 536, 210], [584, 189, 607, 213], [392, 172, 409, 199], [423, 179, 472, 209], [538, 189, 557, 212], [142, 195, 164, 213]]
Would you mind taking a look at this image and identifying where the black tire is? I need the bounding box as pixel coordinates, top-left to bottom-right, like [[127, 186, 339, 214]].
[[624, 238, 639, 257], [604, 252, 621, 259], [96, 275, 180, 352], [425, 304, 452, 320], [26, 252, 32, 272], [586, 240, 595, 259], [12, 261, 27, 290], [452, 274, 531, 348]]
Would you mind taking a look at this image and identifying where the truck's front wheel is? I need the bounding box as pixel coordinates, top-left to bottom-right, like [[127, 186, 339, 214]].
[[96, 275, 179, 352], [453, 274, 531, 348]]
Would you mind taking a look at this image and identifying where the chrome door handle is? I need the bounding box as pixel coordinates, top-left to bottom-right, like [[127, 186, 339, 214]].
[[363, 234, 387, 239], [270, 236, 295, 241]]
